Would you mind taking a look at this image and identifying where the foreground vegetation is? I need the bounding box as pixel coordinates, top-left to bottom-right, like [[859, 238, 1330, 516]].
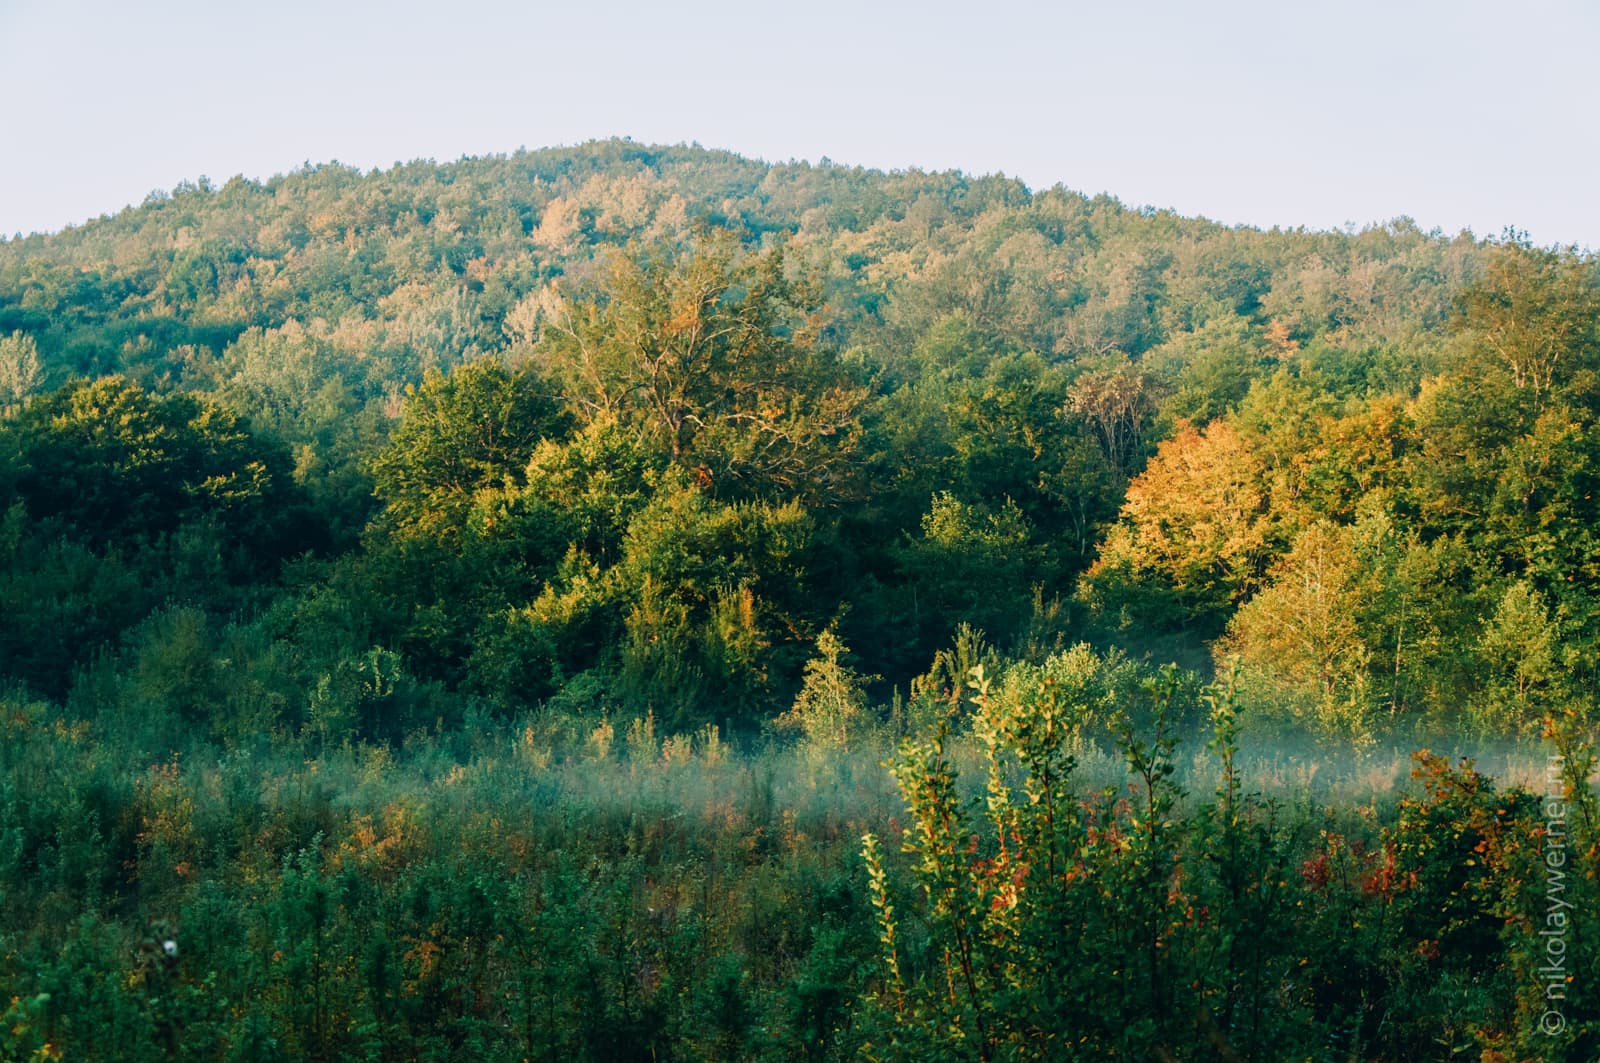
[[2, 678, 1596, 1060], [4, 141, 1600, 1058]]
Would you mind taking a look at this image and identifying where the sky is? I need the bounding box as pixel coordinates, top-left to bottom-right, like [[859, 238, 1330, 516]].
[[2, 0, 1597, 247]]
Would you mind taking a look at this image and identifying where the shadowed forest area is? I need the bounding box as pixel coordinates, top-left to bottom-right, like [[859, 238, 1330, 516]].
[[2, 141, 1598, 1060]]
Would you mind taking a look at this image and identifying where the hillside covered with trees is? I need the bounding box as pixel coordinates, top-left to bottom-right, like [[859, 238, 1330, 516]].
[[3, 141, 1598, 1060]]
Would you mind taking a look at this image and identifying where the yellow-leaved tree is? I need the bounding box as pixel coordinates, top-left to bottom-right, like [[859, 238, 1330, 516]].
[[1081, 419, 1277, 631], [1214, 520, 1373, 743]]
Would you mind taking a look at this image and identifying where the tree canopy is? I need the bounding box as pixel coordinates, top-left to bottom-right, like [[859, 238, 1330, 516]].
[[0, 144, 1594, 739]]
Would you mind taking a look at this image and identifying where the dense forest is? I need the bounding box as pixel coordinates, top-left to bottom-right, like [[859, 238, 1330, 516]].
[[2, 140, 1598, 1060]]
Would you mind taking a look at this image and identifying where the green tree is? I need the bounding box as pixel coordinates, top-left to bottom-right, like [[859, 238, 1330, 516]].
[[472, 478, 822, 726], [1455, 239, 1600, 406], [368, 359, 567, 539], [893, 492, 1039, 663], [1, 376, 303, 559], [0, 330, 41, 411], [531, 232, 868, 501], [1473, 579, 1565, 735], [775, 627, 876, 758]]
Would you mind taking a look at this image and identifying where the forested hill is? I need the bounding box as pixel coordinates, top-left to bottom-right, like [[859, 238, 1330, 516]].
[[2, 139, 1594, 745], [0, 139, 1473, 387]]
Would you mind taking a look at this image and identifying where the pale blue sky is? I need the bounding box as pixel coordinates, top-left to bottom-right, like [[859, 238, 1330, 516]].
[[2, 0, 1596, 246]]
